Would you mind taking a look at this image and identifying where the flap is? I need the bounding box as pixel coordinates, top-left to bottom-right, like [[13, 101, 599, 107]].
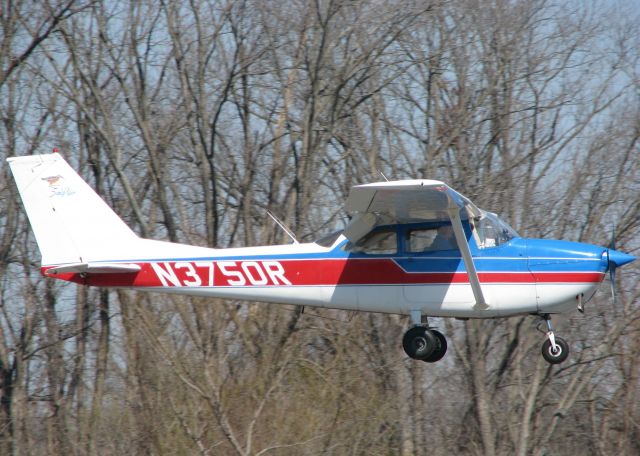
[[344, 212, 378, 243]]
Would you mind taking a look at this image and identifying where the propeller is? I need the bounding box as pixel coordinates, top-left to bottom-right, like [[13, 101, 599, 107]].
[[608, 228, 617, 305], [606, 228, 636, 307], [609, 257, 618, 306]]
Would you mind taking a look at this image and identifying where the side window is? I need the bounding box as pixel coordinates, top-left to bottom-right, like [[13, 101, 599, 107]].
[[406, 228, 438, 252], [406, 226, 458, 253], [345, 230, 397, 254]]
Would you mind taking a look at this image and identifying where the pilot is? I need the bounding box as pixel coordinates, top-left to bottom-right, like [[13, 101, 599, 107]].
[[430, 224, 457, 251]]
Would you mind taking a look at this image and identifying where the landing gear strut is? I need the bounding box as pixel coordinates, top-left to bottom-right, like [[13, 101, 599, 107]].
[[539, 314, 569, 364], [402, 311, 448, 362]]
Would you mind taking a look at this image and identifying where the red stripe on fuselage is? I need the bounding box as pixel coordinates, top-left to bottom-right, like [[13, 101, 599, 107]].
[[41, 259, 605, 288]]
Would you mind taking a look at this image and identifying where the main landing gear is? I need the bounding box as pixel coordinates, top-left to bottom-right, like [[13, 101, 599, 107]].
[[402, 312, 569, 365], [402, 311, 448, 362], [538, 313, 569, 364]]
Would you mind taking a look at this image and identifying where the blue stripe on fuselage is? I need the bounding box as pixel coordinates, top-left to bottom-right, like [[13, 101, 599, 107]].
[[91, 236, 609, 275]]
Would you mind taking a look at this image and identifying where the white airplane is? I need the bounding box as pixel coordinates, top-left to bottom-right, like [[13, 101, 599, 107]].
[[8, 153, 636, 364]]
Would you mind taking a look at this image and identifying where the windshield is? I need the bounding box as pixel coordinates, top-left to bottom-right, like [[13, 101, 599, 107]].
[[475, 212, 519, 248]]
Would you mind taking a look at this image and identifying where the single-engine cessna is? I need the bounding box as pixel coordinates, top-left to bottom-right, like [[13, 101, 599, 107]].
[[8, 153, 636, 364]]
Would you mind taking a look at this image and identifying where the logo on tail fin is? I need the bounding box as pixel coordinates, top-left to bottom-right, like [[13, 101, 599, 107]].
[[42, 175, 75, 197]]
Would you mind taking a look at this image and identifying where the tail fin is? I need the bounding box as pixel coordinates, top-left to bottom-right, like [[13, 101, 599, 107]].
[[7, 153, 139, 266]]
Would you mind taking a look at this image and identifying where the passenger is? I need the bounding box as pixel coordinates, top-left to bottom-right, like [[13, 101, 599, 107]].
[[430, 225, 456, 251]]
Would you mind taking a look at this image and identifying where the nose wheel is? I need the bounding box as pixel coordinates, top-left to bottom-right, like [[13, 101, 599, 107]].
[[541, 336, 569, 364], [539, 314, 569, 364]]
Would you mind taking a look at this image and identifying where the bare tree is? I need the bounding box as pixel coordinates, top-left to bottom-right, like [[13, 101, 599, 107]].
[[0, 0, 639, 454]]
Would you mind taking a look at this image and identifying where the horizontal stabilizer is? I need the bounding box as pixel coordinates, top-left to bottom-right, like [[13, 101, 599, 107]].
[[45, 262, 141, 275]]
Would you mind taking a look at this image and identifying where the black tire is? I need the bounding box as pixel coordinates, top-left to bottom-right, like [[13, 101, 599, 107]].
[[541, 336, 569, 364], [402, 326, 437, 360], [422, 330, 447, 363]]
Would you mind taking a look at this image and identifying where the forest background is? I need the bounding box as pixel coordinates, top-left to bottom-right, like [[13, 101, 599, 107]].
[[1, 0, 639, 455]]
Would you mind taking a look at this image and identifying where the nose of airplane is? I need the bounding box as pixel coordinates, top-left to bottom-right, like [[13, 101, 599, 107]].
[[608, 249, 636, 269]]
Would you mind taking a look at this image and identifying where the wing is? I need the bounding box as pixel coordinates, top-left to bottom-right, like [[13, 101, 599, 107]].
[[344, 180, 488, 309], [345, 179, 482, 225]]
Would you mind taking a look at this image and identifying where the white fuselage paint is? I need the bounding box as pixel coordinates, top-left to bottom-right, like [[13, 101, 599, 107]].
[[131, 281, 601, 319]]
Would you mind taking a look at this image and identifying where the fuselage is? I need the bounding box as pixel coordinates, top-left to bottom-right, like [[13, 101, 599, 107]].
[[42, 219, 614, 319], [11, 153, 636, 364]]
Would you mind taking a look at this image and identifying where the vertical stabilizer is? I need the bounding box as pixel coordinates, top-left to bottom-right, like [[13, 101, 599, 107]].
[[7, 153, 139, 266]]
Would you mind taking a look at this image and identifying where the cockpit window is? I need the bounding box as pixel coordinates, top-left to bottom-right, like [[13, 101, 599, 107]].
[[315, 230, 343, 247], [344, 230, 397, 254], [475, 212, 518, 248], [406, 226, 458, 252]]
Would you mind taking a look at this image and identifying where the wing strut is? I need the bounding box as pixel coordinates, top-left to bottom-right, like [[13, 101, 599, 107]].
[[448, 209, 489, 310]]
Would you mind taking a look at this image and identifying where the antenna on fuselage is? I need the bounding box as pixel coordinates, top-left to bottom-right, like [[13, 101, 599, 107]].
[[378, 170, 390, 182], [266, 210, 299, 244]]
